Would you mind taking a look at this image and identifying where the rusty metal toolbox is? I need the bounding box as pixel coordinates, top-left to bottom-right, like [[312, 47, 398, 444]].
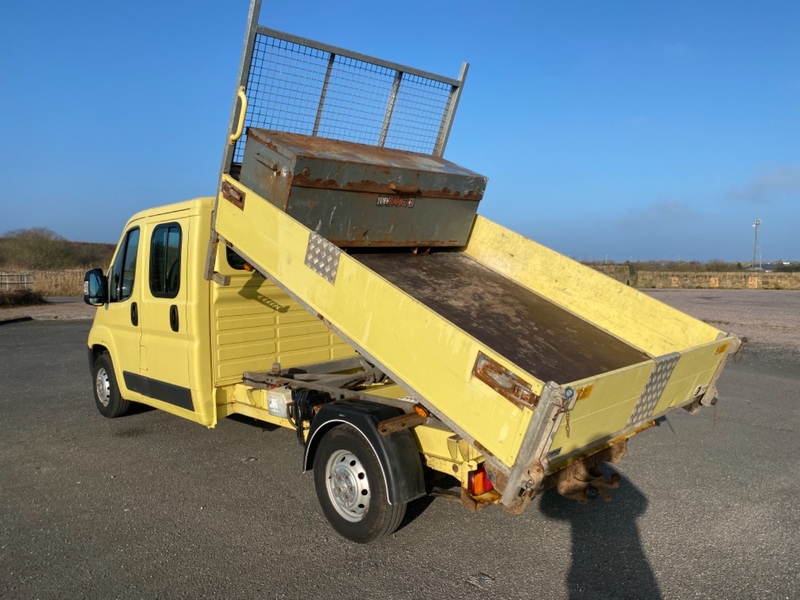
[[238, 128, 488, 247]]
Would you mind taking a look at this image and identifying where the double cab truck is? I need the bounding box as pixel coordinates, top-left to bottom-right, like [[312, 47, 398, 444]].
[[84, 0, 740, 543]]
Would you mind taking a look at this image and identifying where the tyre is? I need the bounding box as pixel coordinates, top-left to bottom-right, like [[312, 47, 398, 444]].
[[313, 425, 406, 543], [92, 353, 131, 418]]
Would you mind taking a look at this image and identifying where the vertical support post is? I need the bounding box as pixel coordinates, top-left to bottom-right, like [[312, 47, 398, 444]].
[[313, 53, 337, 137], [378, 70, 403, 148], [207, 0, 262, 281], [433, 62, 469, 157], [498, 381, 566, 508], [218, 0, 262, 178]]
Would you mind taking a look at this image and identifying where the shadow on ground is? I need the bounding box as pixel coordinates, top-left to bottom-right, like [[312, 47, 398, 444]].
[[539, 468, 661, 599]]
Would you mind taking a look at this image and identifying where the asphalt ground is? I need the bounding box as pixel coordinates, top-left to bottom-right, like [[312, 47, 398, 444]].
[[1, 294, 798, 599]]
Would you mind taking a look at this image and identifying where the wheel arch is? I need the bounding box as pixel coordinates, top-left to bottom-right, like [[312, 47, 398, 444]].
[[87, 342, 110, 375], [87, 327, 129, 395], [303, 400, 426, 506]]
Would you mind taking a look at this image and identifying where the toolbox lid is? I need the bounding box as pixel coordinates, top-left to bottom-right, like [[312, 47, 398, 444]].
[[247, 128, 487, 200]]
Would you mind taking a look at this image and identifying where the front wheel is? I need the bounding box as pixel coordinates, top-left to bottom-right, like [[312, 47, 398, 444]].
[[92, 353, 131, 418], [313, 425, 406, 543]]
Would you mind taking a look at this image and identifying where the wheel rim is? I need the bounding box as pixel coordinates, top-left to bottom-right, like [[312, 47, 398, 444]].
[[95, 367, 111, 407], [325, 449, 370, 522]]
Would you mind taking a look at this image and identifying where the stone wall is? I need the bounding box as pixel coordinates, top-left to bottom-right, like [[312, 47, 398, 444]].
[[588, 264, 633, 284], [635, 271, 800, 290]]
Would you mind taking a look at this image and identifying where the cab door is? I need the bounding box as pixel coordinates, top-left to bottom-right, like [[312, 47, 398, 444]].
[[101, 225, 145, 401], [136, 218, 194, 414]]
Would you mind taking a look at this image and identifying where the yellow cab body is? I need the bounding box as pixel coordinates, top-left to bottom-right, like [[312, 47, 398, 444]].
[[86, 197, 354, 428]]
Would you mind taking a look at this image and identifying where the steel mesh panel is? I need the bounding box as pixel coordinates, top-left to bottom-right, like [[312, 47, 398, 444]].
[[384, 74, 452, 152], [233, 32, 455, 162], [314, 55, 397, 145]]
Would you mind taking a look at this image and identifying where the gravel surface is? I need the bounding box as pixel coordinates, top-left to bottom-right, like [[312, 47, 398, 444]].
[[4, 290, 798, 353], [1, 292, 798, 599], [0, 297, 95, 323], [646, 289, 800, 351]]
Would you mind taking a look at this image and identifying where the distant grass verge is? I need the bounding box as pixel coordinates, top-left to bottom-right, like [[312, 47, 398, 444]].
[[1, 269, 86, 296], [0, 289, 46, 307]]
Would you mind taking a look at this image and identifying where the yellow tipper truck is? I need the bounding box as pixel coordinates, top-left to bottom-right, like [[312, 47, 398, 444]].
[[84, 0, 741, 543]]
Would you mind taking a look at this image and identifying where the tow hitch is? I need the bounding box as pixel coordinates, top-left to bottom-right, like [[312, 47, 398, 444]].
[[552, 441, 627, 503]]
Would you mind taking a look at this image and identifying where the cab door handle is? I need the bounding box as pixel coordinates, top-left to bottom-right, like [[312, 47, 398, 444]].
[[131, 302, 138, 326], [169, 305, 179, 332]]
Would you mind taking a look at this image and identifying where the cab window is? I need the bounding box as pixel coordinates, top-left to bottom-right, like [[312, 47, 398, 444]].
[[109, 228, 140, 302], [225, 246, 247, 270], [150, 223, 182, 298]]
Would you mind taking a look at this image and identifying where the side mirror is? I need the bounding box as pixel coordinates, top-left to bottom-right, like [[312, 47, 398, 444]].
[[84, 268, 108, 306]]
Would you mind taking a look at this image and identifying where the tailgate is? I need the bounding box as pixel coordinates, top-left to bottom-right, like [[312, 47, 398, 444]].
[[494, 335, 738, 508], [549, 335, 737, 468]]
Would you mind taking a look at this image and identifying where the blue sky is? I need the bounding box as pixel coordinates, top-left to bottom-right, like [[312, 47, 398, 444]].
[[1, 0, 798, 261]]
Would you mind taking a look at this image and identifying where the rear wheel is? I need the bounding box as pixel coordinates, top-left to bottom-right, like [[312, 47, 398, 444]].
[[93, 353, 131, 418], [313, 425, 406, 543]]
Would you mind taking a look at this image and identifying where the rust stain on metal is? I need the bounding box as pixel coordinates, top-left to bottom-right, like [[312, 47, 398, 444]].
[[548, 437, 632, 475], [471, 439, 487, 454], [246, 127, 486, 201], [388, 182, 419, 194], [538, 439, 628, 503], [247, 127, 448, 165], [247, 128, 296, 161], [554, 459, 621, 503], [576, 385, 594, 400], [327, 238, 461, 248], [527, 459, 545, 486], [221, 181, 245, 210], [290, 173, 483, 200], [715, 341, 731, 354], [484, 464, 508, 496], [377, 412, 426, 436], [472, 351, 539, 410], [459, 487, 498, 512]]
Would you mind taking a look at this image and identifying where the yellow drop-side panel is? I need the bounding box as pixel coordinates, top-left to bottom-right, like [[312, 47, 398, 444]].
[[463, 217, 724, 356], [548, 337, 732, 463], [655, 341, 728, 413], [211, 261, 355, 385], [548, 362, 655, 460], [215, 176, 536, 468]]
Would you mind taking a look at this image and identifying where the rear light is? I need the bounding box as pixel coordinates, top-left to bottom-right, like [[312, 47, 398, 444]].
[[468, 465, 494, 496]]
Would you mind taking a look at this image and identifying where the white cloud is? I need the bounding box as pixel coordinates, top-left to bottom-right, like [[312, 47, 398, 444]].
[[622, 200, 700, 225], [729, 165, 800, 205]]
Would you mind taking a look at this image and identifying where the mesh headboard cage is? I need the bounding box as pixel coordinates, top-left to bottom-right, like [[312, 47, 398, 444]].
[[228, 26, 467, 169]]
